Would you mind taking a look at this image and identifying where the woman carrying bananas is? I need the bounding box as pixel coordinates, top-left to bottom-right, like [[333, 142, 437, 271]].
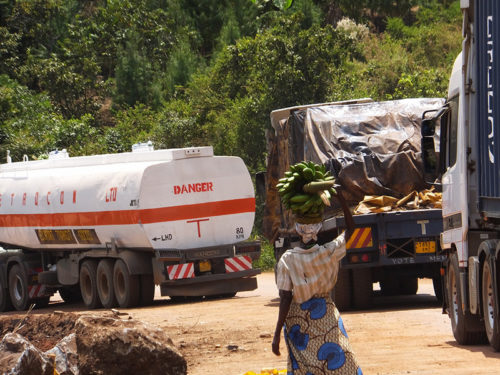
[[272, 178, 362, 375]]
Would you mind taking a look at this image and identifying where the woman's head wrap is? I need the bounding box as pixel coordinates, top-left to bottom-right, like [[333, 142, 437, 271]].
[[295, 222, 322, 244]]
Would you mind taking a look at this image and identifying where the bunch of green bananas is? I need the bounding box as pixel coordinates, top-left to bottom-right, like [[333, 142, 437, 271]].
[[276, 161, 336, 223]]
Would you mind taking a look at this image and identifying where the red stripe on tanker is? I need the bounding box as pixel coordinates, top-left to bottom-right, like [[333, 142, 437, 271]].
[[0, 147, 255, 251]]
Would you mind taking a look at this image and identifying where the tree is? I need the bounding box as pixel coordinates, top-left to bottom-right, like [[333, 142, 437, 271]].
[[0, 75, 99, 160], [186, 13, 363, 172]]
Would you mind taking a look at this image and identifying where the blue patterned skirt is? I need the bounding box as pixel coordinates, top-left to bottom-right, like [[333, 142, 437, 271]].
[[284, 294, 362, 375]]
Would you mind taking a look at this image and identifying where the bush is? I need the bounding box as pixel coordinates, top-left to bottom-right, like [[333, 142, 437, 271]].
[[253, 238, 276, 272]]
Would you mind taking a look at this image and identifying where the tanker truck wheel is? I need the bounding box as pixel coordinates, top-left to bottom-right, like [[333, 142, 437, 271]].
[[113, 259, 140, 308], [482, 257, 500, 350], [80, 260, 101, 309], [97, 259, 117, 308], [8, 264, 30, 311], [0, 270, 13, 312]]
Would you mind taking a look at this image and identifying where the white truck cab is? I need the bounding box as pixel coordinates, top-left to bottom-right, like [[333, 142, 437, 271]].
[[421, 0, 500, 351]]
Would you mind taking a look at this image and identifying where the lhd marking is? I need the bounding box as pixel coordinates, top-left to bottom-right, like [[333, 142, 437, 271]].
[[152, 234, 173, 241]]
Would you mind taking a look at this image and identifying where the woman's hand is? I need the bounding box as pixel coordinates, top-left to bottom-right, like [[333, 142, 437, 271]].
[[272, 290, 292, 356], [272, 331, 281, 356]]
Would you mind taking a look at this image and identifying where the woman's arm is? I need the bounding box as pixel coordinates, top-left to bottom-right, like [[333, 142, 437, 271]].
[[272, 289, 293, 355], [336, 189, 355, 239]]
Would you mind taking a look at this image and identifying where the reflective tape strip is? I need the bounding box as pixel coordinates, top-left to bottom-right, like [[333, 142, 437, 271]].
[[167, 263, 194, 280], [346, 227, 373, 249], [28, 284, 46, 298], [224, 256, 252, 273]]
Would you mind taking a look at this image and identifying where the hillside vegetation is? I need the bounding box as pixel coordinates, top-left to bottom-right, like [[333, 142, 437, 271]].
[[0, 0, 461, 171]]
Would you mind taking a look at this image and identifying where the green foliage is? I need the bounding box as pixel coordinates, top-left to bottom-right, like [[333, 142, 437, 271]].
[[105, 104, 157, 153], [105, 100, 201, 153], [0, 74, 99, 160], [164, 35, 205, 97], [149, 106, 200, 149], [18, 51, 102, 118], [388, 69, 448, 99], [114, 33, 162, 109], [252, 238, 276, 271]]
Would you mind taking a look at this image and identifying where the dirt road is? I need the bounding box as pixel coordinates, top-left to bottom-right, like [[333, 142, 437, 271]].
[[5, 272, 500, 374]]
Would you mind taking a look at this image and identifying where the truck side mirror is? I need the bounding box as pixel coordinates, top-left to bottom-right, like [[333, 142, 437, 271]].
[[420, 106, 448, 184]]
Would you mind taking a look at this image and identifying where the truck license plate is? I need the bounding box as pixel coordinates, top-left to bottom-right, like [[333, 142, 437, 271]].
[[415, 241, 436, 254], [199, 260, 211, 272]]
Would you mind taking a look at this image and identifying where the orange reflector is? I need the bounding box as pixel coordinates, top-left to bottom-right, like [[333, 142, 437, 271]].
[[347, 227, 373, 249]]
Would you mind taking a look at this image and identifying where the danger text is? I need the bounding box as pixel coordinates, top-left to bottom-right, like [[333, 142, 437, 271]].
[[174, 182, 213, 195]]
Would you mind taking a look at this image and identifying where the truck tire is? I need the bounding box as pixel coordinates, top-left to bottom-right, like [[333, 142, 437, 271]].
[[332, 268, 351, 311], [80, 260, 101, 309], [139, 274, 155, 306], [59, 285, 82, 304], [482, 257, 500, 351], [352, 268, 372, 309], [8, 264, 30, 311], [0, 269, 12, 312], [113, 259, 140, 308], [399, 277, 418, 295], [448, 253, 485, 345], [97, 259, 117, 308]]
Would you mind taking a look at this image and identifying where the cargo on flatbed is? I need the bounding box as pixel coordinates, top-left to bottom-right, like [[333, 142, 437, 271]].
[[263, 98, 445, 309]]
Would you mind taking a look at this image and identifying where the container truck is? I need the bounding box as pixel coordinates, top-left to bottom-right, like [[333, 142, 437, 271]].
[[263, 98, 445, 310], [420, 0, 500, 350], [0, 145, 261, 311]]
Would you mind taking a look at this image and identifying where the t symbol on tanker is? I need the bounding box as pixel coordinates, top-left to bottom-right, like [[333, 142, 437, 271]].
[[187, 218, 210, 237]]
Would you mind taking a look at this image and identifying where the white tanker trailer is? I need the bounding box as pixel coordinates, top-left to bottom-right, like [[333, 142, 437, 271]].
[[0, 145, 261, 311]]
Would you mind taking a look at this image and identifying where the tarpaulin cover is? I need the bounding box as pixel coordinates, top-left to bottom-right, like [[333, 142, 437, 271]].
[[263, 98, 445, 242]]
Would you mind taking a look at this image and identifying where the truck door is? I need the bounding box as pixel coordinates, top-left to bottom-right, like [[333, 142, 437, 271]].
[[441, 93, 469, 265]]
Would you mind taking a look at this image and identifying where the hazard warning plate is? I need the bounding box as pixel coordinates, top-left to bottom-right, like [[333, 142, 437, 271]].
[[415, 241, 436, 254]]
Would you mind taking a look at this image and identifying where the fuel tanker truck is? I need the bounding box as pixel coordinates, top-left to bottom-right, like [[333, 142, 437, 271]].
[[0, 145, 261, 311]]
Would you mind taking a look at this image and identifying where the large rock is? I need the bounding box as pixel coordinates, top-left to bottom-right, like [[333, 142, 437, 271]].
[[0, 333, 52, 375], [45, 333, 78, 375], [75, 316, 187, 375]]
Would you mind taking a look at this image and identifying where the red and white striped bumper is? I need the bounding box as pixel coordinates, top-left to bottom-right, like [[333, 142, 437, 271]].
[[167, 263, 195, 280], [224, 256, 253, 273], [28, 284, 49, 299]]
